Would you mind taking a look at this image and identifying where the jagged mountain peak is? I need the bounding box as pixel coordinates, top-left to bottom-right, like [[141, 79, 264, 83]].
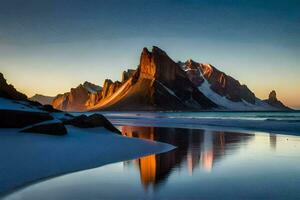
[[51, 46, 291, 111], [263, 90, 291, 110], [140, 46, 187, 88], [122, 69, 136, 83], [269, 90, 277, 101], [82, 81, 102, 93], [87, 46, 217, 111], [142, 46, 168, 56], [52, 81, 102, 111]]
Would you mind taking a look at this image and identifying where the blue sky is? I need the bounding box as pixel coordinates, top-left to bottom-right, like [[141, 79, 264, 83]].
[[0, 0, 299, 108]]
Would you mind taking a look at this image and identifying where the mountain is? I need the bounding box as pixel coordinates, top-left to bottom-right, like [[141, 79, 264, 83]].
[[0, 73, 27, 101], [82, 81, 102, 93], [51, 46, 291, 111], [180, 60, 277, 110], [52, 81, 102, 111], [90, 47, 217, 111], [30, 94, 55, 105]]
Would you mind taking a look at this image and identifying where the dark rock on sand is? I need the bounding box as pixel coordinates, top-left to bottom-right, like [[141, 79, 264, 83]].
[[63, 114, 121, 134], [40, 104, 62, 113], [0, 110, 53, 128], [20, 122, 67, 135]]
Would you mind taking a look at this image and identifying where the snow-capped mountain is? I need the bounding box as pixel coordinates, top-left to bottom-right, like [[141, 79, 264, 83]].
[[180, 60, 277, 110], [51, 46, 290, 111]]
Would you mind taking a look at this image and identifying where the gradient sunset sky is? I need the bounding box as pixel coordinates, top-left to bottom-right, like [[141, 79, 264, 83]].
[[0, 0, 299, 108]]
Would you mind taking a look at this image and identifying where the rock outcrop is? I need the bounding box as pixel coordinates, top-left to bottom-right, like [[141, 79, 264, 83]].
[[20, 122, 67, 135], [263, 90, 291, 110], [63, 114, 121, 134], [0, 110, 53, 128], [0, 73, 27, 100]]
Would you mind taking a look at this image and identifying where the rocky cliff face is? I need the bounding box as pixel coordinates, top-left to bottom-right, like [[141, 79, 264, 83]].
[[263, 90, 291, 110], [82, 81, 102, 93], [89, 46, 217, 111], [0, 73, 27, 100], [140, 47, 181, 84], [101, 79, 122, 99], [122, 69, 136, 82], [52, 81, 102, 111], [52, 78, 124, 111]]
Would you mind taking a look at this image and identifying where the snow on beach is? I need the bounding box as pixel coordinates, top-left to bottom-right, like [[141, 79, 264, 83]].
[[0, 126, 174, 195], [0, 98, 43, 112], [1, 97, 299, 196]]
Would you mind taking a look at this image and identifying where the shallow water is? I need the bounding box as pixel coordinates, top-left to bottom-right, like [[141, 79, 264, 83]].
[[103, 111, 300, 121], [4, 126, 300, 200]]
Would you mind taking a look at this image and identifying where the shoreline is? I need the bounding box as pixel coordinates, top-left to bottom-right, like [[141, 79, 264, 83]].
[[66, 111, 300, 136], [1, 110, 300, 197], [111, 119, 300, 137], [96, 112, 300, 136]]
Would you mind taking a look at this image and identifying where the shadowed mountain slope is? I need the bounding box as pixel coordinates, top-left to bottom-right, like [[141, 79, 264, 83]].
[[0, 73, 27, 101]]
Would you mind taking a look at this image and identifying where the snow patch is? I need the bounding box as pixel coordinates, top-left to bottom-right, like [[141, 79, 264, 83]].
[[156, 81, 179, 99]]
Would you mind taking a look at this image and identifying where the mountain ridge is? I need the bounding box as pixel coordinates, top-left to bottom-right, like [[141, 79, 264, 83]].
[[29, 94, 55, 105], [50, 46, 291, 111]]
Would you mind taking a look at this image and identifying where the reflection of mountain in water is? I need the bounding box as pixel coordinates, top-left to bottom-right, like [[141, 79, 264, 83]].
[[121, 126, 254, 190], [270, 134, 277, 150]]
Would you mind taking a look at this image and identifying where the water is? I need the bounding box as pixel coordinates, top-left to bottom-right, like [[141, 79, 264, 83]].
[[4, 126, 300, 200], [102, 111, 300, 121], [70, 111, 300, 136]]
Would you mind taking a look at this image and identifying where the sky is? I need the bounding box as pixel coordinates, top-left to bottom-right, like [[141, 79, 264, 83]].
[[0, 0, 299, 108]]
